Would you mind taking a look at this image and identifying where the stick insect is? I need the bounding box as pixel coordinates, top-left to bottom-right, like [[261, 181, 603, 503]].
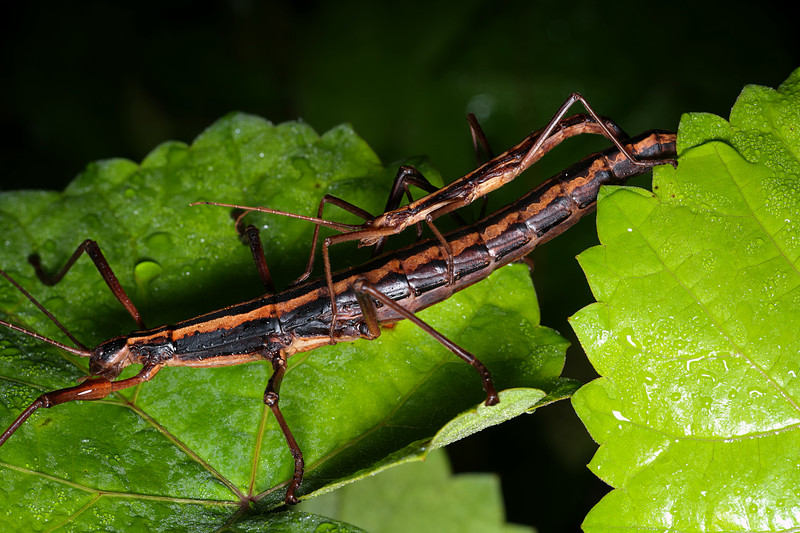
[[196, 93, 676, 337], [0, 128, 677, 505]]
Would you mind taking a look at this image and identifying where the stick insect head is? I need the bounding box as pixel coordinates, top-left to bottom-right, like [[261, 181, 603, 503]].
[[89, 336, 133, 380], [0, 267, 131, 380]]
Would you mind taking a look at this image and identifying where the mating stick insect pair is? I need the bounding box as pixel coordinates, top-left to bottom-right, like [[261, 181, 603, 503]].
[[0, 93, 677, 504]]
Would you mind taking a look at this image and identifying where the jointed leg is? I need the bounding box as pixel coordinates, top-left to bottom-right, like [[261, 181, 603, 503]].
[[371, 165, 441, 255], [521, 92, 677, 170], [29, 239, 145, 329], [467, 112, 496, 166], [240, 224, 277, 294], [424, 215, 455, 284], [467, 113, 494, 219], [263, 354, 304, 505], [293, 194, 375, 286], [0, 364, 162, 447], [351, 278, 499, 406], [292, 165, 447, 280]]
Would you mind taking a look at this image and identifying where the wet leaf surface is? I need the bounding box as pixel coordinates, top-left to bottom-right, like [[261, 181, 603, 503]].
[[0, 115, 569, 531], [572, 68, 800, 531]]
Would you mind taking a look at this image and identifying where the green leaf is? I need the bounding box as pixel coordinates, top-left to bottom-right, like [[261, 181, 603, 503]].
[[298, 449, 533, 533], [0, 114, 570, 531], [571, 69, 800, 531]]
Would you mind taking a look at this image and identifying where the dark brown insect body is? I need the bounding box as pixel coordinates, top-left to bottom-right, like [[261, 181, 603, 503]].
[[0, 128, 677, 504], [199, 93, 672, 340], [118, 130, 676, 369]]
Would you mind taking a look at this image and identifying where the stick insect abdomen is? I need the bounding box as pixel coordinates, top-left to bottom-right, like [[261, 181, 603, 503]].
[[516, 130, 678, 242], [281, 130, 679, 333], [370, 130, 679, 318]]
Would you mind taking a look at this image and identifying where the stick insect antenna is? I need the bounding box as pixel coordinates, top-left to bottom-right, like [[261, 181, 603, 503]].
[[0, 268, 91, 355], [190, 202, 364, 233]]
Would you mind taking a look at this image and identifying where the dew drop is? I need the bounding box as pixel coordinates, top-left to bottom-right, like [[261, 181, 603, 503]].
[[144, 232, 173, 255], [134, 260, 163, 287], [42, 240, 57, 255], [195, 258, 210, 272], [315, 524, 345, 533], [612, 410, 630, 422], [685, 356, 703, 371], [638, 370, 656, 384]]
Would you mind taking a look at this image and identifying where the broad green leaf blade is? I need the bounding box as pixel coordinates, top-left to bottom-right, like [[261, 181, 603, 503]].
[[0, 114, 570, 531], [298, 449, 533, 533], [301, 383, 580, 502], [571, 69, 800, 531]]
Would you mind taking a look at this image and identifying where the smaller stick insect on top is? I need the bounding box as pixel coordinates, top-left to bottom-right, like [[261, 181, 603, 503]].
[[194, 93, 676, 337]]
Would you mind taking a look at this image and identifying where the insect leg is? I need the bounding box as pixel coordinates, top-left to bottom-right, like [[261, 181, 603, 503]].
[[263, 354, 304, 505], [382, 165, 441, 215], [467, 112, 495, 165], [226, 208, 277, 293], [0, 364, 162, 447], [372, 165, 469, 257], [351, 278, 499, 406], [235, 223, 277, 294], [28, 239, 145, 329], [371, 165, 441, 255], [467, 113, 494, 219], [292, 194, 375, 286], [423, 215, 455, 284], [520, 92, 677, 170]]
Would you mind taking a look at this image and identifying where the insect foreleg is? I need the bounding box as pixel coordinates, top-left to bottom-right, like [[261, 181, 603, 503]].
[[0, 364, 162, 447], [28, 239, 145, 329], [292, 194, 375, 286]]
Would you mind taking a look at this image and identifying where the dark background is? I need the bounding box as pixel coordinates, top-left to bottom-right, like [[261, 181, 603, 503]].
[[1, 1, 796, 530]]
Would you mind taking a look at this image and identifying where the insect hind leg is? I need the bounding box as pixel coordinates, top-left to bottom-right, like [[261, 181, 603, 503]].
[[351, 278, 499, 406]]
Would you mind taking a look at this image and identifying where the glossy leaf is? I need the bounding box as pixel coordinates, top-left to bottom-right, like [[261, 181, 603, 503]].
[[0, 114, 570, 531], [572, 68, 800, 531]]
